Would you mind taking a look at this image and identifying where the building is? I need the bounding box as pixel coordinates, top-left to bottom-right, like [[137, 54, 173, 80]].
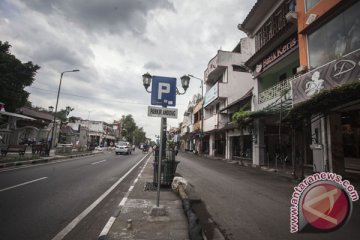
[[180, 107, 194, 152], [239, 0, 300, 168], [237, 0, 359, 177], [0, 105, 53, 145], [203, 37, 254, 159], [67, 120, 116, 147], [290, 0, 360, 175]]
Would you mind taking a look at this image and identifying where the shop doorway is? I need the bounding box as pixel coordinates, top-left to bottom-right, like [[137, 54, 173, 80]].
[[342, 110, 360, 171]]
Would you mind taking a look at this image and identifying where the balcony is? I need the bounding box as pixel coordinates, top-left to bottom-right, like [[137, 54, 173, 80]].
[[203, 113, 228, 132], [258, 77, 292, 107], [193, 121, 202, 132], [204, 50, 248, 84]]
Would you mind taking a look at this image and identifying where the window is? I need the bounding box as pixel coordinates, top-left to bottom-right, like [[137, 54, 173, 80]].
[[215, 103, 220, 113], [308, 2, 360, 69], [305, 0, 320, 12]]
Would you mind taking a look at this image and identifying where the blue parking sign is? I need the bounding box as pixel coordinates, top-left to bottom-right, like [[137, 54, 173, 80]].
[[151, 76, 176, 107]]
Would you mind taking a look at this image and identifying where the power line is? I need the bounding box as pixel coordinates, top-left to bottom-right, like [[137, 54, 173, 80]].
[[28, 86, 187, 106]]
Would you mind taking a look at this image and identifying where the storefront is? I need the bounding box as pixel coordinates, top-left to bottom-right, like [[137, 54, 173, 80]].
[[292, 48, 360, 174]]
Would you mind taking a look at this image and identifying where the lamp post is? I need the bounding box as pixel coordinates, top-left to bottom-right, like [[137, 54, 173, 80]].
[[187, 74, 204, 155], [142, 72, 190, 207], [49, 69, 79, 155]]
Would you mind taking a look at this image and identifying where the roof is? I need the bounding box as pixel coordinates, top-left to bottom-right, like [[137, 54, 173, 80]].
[[19, 107, 53, 121], [0, 111, 35, 120], [240, 0, 279, 35]]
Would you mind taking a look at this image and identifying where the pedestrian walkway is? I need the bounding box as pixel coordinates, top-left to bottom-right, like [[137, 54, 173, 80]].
[[102, 155, 189, 240], [182, 151, 360, 183]]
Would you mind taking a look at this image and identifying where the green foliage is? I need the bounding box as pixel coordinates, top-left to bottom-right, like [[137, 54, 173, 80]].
[[0, 41, 40, 112], [120, 114, 147, 144], [231, 102, 252, 123], [133, 127, 147, 146]]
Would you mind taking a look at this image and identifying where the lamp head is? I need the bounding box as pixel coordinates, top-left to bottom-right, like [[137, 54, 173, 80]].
[[180, 75, 190, 91], [65, 106, 72, 116], [142, 72, 152, 90]]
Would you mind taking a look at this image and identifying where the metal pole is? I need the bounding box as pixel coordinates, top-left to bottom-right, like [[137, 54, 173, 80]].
[[156, 117, 165, 207], [50, 72, 64, 152], [200, 81, 204, 155]]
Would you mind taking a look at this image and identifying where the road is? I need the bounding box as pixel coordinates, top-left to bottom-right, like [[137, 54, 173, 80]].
[[0, 150, 149, 240], [176, 152, 360, 240]]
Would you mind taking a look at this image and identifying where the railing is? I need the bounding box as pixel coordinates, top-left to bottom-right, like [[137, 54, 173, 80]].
[[0, 130, 14, 144], [258, 77, 292, 104]]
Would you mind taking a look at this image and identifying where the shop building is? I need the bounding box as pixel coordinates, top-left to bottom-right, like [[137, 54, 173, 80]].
[[180, 109, 193, 152], [291, 0, 360, 174], [239, 0, 300, 168], [203, 37, 254, 158]]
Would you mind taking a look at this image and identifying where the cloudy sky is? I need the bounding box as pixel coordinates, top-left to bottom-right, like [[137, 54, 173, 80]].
[[0, 0, 255, 140]]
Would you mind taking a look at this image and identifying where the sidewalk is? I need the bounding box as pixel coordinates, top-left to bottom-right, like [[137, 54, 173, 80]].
[[182, 151, 360, 190], [104, 155, 189, 240]]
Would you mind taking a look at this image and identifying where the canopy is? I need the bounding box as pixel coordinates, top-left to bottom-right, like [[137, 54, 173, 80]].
[[0, 111, 36, 120]]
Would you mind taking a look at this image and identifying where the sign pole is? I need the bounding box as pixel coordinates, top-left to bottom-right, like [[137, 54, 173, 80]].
[[156, 117, 165, 207]]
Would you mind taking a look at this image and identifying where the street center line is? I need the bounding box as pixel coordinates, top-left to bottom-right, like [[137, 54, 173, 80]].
[[51, 153, 150, 240], [0, 177, 48, 193], [91, 160, 107, 165]]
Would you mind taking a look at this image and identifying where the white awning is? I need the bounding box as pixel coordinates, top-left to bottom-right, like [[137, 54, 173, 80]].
[[0, 111, 36, 120]]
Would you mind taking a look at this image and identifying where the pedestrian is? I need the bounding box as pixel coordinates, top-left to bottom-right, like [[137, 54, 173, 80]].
[[175, 144, 178, 156]]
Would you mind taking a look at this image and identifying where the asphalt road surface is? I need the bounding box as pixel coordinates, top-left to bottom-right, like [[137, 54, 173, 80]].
[[0, 150, 150, 240], [176, 152, 360, 240]]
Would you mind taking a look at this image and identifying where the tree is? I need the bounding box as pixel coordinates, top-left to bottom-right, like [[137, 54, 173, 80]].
[[133, 127, 147, 146], [0, 41, 40, 112], [121, 114, 137, 142]]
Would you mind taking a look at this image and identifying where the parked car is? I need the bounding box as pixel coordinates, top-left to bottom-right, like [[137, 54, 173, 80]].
[[94, 146, 103, 151], [115, 142, 132, 155]]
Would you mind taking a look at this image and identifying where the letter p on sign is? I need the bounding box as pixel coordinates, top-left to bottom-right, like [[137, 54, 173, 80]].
[[158, 82, 170, 100]]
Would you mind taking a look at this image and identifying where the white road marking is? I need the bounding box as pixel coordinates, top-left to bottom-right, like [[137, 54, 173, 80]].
[[99, 156, 151, 238], [91, 160, 107, 165], [0, 177, 48, 193], [51, 154, 150, 240], [98, 216, 116, 237]]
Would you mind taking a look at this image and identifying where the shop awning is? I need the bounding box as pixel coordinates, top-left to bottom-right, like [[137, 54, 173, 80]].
[[220, 88, 253, 113], [0, 111, 36, 120]]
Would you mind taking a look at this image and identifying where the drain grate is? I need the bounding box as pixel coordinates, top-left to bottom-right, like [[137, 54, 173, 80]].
[[144, 182, 157, 191]]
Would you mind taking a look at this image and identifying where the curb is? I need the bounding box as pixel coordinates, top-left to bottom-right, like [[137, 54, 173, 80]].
[[0, 151, 102, 169]]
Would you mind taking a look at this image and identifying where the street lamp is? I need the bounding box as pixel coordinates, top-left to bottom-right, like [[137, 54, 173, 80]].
[[187, 74, 204, 155], [141, 72, 190, 207], [142, 73, 190, 95], [49, 69, 79, 155]]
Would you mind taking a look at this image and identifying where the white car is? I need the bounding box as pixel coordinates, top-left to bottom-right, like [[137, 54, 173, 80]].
[[115, 143, 131, 155], [94, 146, 103, 151]]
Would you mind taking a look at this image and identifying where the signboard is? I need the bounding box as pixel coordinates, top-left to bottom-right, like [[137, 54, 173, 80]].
[[255, 35, 298, 74], [292, 49, 360, 105], [148, 106, 178, 119], [151, 76, 176, 107], [204, 82, 218, 107]]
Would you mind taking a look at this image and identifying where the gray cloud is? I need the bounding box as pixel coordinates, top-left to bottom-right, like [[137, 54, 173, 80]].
[[1, 0, 256, 140], [20, 0, 175, 36], [143, 61, 162, 70]]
